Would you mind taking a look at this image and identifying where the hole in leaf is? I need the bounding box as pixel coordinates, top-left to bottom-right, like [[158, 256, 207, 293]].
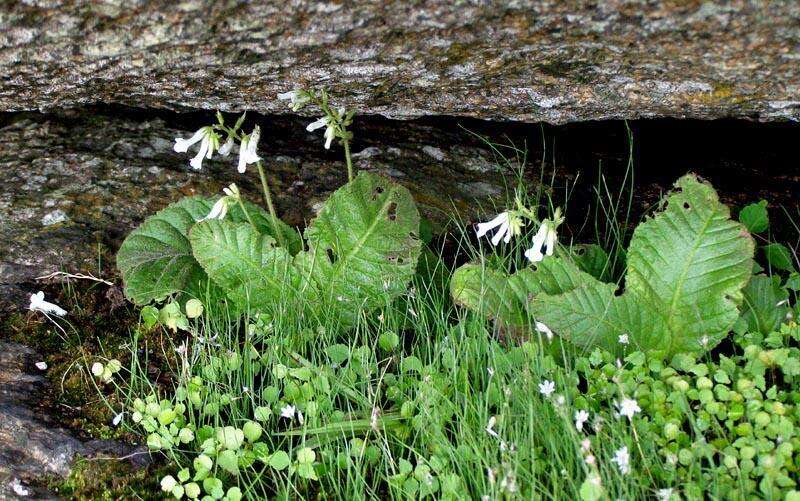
[[683, 202, 691, 210], [375, 186, 384, 195], [326, 248, 337, 263], [387, 202, 398, 221], [576, 248, 586, 256]]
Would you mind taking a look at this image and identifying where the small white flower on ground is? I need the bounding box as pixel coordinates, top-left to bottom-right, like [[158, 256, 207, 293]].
[[611, 446, 630, 475], [554, 394, 566, 407], [618, 333, 629, 345], [535, 321, 553, 341], [656, 488, 675, 501], [487, 367, 495, 377], [700, 335, 709, 348], [10, 478, 30, 497], [616, 398, 641, 420], [580, 438, 591, 452], [486, 416, 499, 438], [585, 454, 596, 465], [370, 407, 380, 431], [574, 410, 590, 432], [237, 126, 261, 173], [29, 291, 67, 316], [280, 404, 296, 419], [475, 211, 513, 246], [538, 380, 555, 398], [113, 412, 123, 426], [91, 362, 104, 376], [35, 361, 48, 370], [277, 90, 310, 111]]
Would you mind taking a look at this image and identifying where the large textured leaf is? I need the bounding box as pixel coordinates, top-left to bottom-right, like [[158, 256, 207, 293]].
[[624, 175, 754, 353], [190, 220, 302, 312], [451, 265, 541, 328], [117, 196, 300, 305], [296, 172, 421, 328], [117, 197, 214, 304], [450, 257, 594, 330]]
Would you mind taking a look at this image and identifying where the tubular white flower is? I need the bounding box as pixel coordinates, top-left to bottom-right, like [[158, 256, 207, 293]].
[[190, 133, 211, 170], [173, 127, 207, 153], [29, 291, 67, 316], [535, 321, 553, 340], [202, 197, 228, 221], [475, 212, 513, 246], [306, 116, 329, 132], [485, 416, 499, 438], [237, 126, 261, 173], [218, 136, 235, 156], [524, 221, 557, 263], [324, 124, 336, 149]]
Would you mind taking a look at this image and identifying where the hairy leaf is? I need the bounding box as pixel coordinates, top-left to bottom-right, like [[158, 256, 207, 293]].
[[624, 174, 754, 354], [739, 274, 790, 335], [117, 196, 300, 305], [296, 172, 422, 328], [190, 220, 301, 312]]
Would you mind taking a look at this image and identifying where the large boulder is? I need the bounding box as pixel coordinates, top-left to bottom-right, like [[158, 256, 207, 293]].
[[1, 1, 798, 123]]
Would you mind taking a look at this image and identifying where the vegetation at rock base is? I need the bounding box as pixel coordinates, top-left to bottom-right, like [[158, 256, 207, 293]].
[[14, 91, 800, 499]]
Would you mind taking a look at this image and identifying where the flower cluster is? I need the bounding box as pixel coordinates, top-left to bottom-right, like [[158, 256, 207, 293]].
[[475, 204, 564, 264], [173, 113, 260, 173]]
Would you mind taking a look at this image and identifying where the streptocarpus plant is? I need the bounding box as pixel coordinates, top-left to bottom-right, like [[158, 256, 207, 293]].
[[117, 91, 421, 330], [451, 174, 755, 357]]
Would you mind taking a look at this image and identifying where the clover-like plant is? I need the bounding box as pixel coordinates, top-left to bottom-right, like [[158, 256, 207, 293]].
[[451, 174, 755, 357]]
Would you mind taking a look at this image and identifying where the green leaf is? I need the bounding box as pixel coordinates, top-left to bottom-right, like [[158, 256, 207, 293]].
[[268, 451, 291, 471], [296, 172, 421, 328], [190, 220, 302, 313], [623, 174, 754, 354], [739, 200, 769, 233], [571, 244, 612, 282], [740, 274, 790, 335], [117, 196, 299, 305], [450, 257, 594, 330], [216, 449, 239, 475], [117, 197, 214, 304], [764, 243, 795, 272]]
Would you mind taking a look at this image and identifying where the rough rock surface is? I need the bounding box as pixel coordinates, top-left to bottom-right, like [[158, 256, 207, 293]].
[[0, 342, 147, 500], [1, 1, 798, 123], [0, 109, 511, 305]]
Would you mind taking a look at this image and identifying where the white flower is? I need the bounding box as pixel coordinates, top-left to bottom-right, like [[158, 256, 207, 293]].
[[524, 220, 558, 263], [616, 398, 641, 420], [29, 291, 67, 316], [277, 90, 310, 111], [538, 380, 555, 398], [218, 136, 235, 156], [173, 127, 207, 153], [487, 367, 495, 377], [202, 196, 229, 221], [776, 298, 789, 307], [237, 126, 261, 173], [585, 454, 596, 465], [656, 488, 675, 501], [574, 410, 590, 432], [10, 478, 30, 497], [113, 412, 124, 426], [486, 416, 499, 438], [700, 335, 709, 348], [475, 211, 513, 246], [91, 362, 104, 376], [611, 446, 630, 475], [35, 361, 48, 370], [580, 438, 591, 452], [618, 333, 629, 345], [280, 404, 296, 419], [307, 110, 341, 150], [370, 407, 380, 431], [535, 321, 553, 341], [174, 127, 217, 170]]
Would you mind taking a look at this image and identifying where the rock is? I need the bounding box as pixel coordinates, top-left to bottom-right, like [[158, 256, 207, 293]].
[[1, 2, 798, 123], [0, 109, 510, 305], [0, 342, 147, 500]]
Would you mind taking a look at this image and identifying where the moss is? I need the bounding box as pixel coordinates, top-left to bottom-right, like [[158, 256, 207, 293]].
[[50, 456, 166, 500]]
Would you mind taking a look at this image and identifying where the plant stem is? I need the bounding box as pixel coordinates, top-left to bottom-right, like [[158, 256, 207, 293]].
[[343, 139, 354, 182], [255, 161, 286, 248], [236, 198, 257, 229]]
